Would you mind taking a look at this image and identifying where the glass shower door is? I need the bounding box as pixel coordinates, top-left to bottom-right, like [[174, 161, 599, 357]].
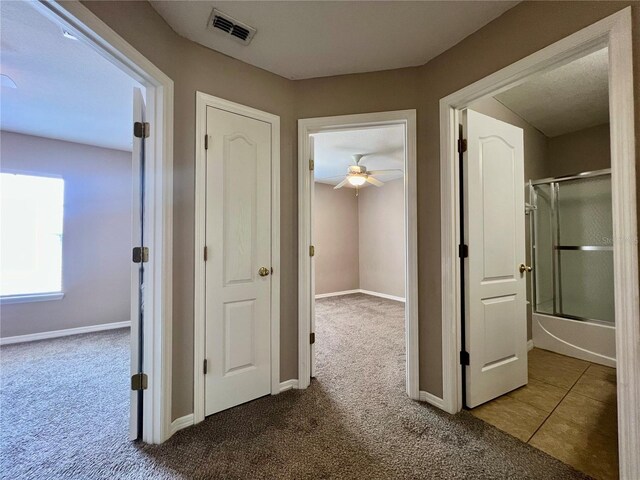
[[531, 172, 614, 324], [555, 176, 614, 323]]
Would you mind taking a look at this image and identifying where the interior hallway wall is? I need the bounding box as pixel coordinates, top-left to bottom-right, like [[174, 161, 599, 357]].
[[313, 183, 359, 295], [358, 178, 405, 298], [0, 131, 132, 338], [85, 0, 640, 412]]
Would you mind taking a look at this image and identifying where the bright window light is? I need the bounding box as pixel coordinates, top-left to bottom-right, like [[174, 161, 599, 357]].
[[0, 173, 64, 297]]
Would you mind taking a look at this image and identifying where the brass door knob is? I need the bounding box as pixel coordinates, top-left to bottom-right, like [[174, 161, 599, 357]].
[[519, 264, 533, 274], [258, 267, 270, 277]]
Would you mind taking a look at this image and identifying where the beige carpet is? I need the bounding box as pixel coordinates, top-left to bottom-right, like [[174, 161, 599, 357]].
[[0, 294, 588, 479]]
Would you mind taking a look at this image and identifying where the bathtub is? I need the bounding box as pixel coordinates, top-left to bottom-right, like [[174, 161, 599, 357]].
[[532, 313, 616, 367]]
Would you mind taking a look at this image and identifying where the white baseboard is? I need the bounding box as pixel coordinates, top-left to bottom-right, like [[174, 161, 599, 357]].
[[315, 289, 405, 303], [0, 320, 131, 345], [314, 289, 360, 299], [527, 339, 534, 351], [170, 413, 194, 436], [279, 379, 299, 392], [419, 390, 446, 410], [358, 289, 405, 303]]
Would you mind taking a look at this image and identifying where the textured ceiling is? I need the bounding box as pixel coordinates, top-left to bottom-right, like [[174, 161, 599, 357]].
[[0, 1, 140, 151], [314, 125, 404, 187], [150, 1, 519, 80], [494, 48, 609, 137]]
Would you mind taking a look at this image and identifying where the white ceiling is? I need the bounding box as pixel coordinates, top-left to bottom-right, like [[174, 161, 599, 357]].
[[494, 48, 609, 137], [314, 125, 404, 187], [150, 1, 519, 80], [0, 1, 140, 151]]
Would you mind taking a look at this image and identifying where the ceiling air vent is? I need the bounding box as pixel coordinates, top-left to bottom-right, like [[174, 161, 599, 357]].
[[208, 9, 256, 46]]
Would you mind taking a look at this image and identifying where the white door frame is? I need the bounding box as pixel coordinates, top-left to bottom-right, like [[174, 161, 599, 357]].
[[193, 92, 281, 425], [32, 1, 175, 444], [298, 110, 419, 400], [439, 8, 638, 477]]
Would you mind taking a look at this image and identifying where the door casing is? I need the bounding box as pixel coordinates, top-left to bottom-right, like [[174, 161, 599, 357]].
[[298, 110, 419, 401], [439, 7, 638, 477], [193, 92, 281, 425]]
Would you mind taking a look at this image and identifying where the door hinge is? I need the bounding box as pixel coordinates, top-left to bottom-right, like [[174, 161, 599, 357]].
[[132, 246, 149, 263], [204, 246, 208, 261], [133, 121, 150, 139], [309, 159, 314, 171], [457, 138, 467, 153], [203, 359, 208, 375], [310, 332, 315, 344], [458, 244, 468, 258], [204, 134, 209, 150], [460, 351, 470, 366], [309, 245, 315, 257], [131, 373, 148, 391]]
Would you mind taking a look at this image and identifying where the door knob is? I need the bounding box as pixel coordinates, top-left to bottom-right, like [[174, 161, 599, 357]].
[[519, 263, 532, 274], [258, 267, 270, 277]]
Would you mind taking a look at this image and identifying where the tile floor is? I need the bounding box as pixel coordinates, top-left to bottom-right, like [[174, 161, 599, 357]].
[[470, 348, 618, 480]]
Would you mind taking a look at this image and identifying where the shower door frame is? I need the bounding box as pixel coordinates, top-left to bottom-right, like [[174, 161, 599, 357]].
[[530, 169, 614, 324]]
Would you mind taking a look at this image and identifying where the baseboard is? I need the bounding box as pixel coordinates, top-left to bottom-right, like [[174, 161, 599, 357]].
[[279, 379, 299, 392], [0, 321, 131, 346], [315, 289, 405, 303], [315, 290, 360, 299], [527, 339, 534, 351], [170, 413, 194, 436], [419, 390, 446, 410], [359, 289, 405, 302]]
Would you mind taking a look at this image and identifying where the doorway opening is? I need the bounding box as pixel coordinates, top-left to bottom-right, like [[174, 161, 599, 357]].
[[440, 8, 637, 479], [312, 125, 406, 389], [298, 110, 419, 401], [0, 0, 174, 449]]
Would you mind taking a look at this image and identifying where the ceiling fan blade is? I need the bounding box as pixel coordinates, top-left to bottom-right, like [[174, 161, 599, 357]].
[[333, 178, 349, 190], [317, 175, 347, 182], [367, 169, 403, 175], [366, 176, 384, 187]]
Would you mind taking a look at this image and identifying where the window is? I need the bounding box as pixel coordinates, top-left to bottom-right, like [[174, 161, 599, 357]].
[[0, 172, 64, 302]]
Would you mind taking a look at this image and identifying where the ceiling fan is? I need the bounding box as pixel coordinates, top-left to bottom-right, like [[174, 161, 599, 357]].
[[323, 154, 402, 191]]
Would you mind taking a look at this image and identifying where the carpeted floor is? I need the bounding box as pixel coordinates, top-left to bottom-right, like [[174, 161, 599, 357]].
[[0, 294, 589, 479]]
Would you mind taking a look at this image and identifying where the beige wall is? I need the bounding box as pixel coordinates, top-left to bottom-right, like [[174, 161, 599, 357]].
[[84, 0, 640, 414], [314, 179, 405, 298], [358, 178, 405, 298], [0, 131, 132, 338], [313, 183, 359, 294], [546, 123, 611, 176]]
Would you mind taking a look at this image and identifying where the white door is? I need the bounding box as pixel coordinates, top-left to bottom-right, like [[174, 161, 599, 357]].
[[463, 109, 527, 408], [130, 87, 146, 440], [205, 106, 272, 415]]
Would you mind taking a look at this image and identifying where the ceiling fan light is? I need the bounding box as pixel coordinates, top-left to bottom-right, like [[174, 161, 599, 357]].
[[348, 175, 366, 186]]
